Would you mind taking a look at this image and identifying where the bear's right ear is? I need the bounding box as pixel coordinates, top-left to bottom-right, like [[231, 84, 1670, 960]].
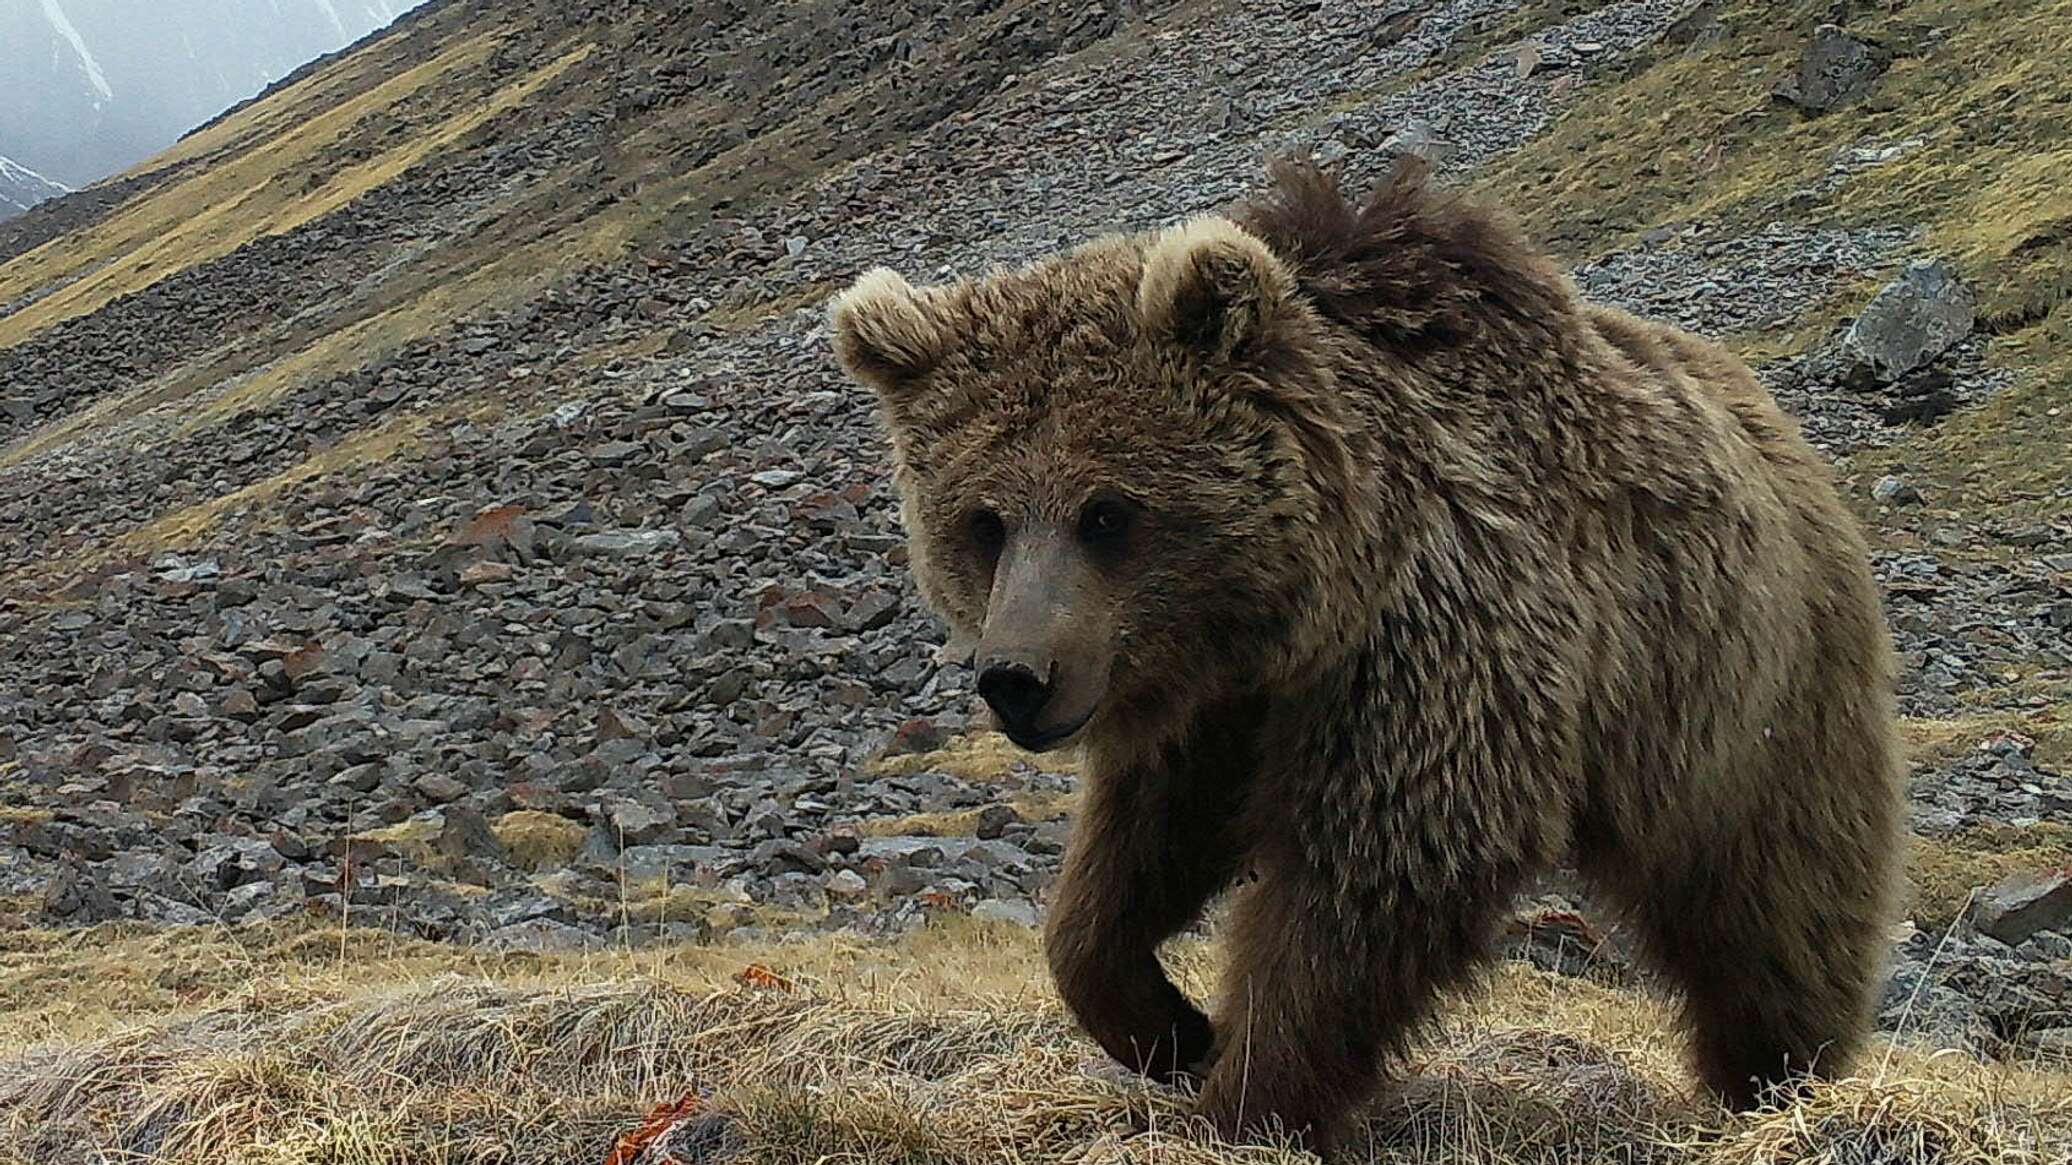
[[829, 267, 948, 400]]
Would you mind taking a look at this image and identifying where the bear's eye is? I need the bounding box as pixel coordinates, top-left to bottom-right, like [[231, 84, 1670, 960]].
[[969, 508, 1007, 554], [1077, 497, 1135, 547]]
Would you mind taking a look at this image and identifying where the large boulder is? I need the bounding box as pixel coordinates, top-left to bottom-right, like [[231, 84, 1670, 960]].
[[1838, 259, 1976, 386], [1774, 25, 1892, 113]]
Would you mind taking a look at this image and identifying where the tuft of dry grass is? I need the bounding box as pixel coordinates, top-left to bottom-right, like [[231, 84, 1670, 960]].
[[0, 920, 2065, 1165], [867, 732, 1079, 780], [493, 810, 592, 873]]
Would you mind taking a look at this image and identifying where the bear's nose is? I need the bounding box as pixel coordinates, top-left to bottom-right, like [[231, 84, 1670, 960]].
[[976, 655, 1053, 735]]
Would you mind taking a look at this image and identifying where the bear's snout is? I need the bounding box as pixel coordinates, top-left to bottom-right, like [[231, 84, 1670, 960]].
[[976, 653, 1055, 737]]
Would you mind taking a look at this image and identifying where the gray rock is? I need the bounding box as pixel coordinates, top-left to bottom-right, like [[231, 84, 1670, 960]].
[[970, 897, 1039, 927], [700, 620, 756, 652], [616, 843, 727, 883], [753, 838, 826, 875], [1378, 116, 1455, 168], [433, 806, 507, 863], [190, 838, 285, 890], [40, 861, 117, 921], [2014, 930, 2072, 963], [1774, 25, 1891, 113], [597, 796, 678, 847], [825, 868, 868, 901], [412, 772, 469, 803], [136, 893, 215, 926], [485, 890, 573, 928], [1974, 868, 2072, 946], [572, 530, 680, 559], [974, 804, 1021, 840], [1878, 960, 1992, 1049], [1840, 260, 1976, 386], [331, 763, 384, 794], [105, 849, 182, 891], [587, 441, 644, 467], [1872, 475, 1923, 506], [222, 880, 279, 918]]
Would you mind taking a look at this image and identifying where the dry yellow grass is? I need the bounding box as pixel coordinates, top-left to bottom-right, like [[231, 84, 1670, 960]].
[[867, 732, 1080, 780], [861, 789, 1079, 839], [0, 35, 497, 331], [0, 920, 2064, 1165], [494, 810, 593, 873], [1909, 824, 2072, 930], [1897, 709, 2072, 771], [132, 10, 453, 181], [0, 40, 593, 349]]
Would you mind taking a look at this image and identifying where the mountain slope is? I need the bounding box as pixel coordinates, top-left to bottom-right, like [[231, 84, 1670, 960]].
[[0, 0, 2068, 1161], [0, 0, 433, 187], [0, 156, 68, 221]]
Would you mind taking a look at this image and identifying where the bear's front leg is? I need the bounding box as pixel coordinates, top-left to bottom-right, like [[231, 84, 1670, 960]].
[[1186, 642, 1567, 1153], [1193, 839, 1525, 1154], [1045, 729, 1252, 1086]]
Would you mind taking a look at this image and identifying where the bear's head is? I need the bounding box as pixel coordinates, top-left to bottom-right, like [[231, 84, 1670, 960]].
[[830, 217, 1365, 755]]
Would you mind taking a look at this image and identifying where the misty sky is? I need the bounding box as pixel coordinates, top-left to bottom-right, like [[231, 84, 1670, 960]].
[[0, 0, 432, 191]]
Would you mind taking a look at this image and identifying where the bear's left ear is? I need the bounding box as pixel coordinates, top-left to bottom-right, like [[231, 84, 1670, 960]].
[[1136, 216, 1298, 362], [829, 267, 949, 401]]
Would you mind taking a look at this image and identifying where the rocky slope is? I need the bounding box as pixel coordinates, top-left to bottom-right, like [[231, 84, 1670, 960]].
[[0, 0, 2068, 1114]]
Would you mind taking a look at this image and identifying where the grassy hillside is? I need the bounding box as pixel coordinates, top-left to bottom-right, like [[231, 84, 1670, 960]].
[[1474, 0, 2072, 528]]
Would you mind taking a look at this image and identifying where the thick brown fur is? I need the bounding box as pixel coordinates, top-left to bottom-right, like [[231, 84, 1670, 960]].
[[828, 157, 1905, 1155]]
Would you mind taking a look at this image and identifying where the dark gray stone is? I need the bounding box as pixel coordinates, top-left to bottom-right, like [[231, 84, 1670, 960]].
[[1975, 869, 2072, 947], [1774, 25, 1891, 113], [1839, 260, 1976, 386]]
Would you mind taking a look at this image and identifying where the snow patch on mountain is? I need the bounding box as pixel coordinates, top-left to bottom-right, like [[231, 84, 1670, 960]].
[[37, 0, 115, 103], [0, 154, 72, 219]]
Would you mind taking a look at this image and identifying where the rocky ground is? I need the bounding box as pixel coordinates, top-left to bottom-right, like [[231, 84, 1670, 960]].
[[1, 0, 2067, 1086]]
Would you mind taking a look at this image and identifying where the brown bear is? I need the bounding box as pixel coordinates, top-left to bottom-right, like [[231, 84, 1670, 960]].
[[828, 156, 1904, 1154]]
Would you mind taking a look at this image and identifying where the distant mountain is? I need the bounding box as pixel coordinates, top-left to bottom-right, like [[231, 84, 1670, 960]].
[[0, 0, 433, 189], [0, 155, 69, 221]]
